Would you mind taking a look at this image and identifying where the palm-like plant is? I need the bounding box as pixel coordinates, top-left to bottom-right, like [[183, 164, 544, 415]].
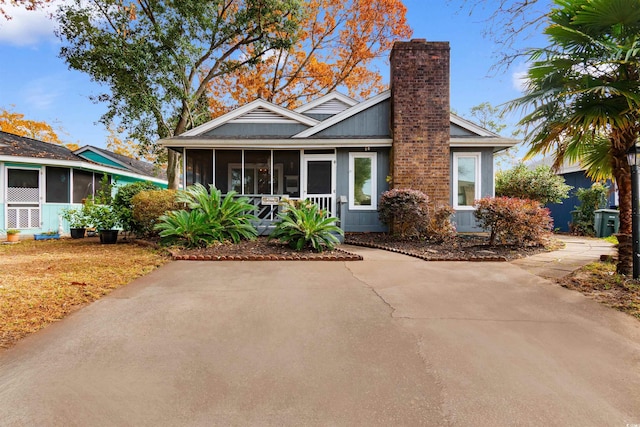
[[269, 201, 343, 252], [155, 183, 258, 247], [508, 0, 640, 274]]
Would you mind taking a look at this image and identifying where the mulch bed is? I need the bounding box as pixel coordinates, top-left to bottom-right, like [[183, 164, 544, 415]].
[[344, 233, 556, 262], [156, 233, 556, 262], [167, 238, 363, 261]]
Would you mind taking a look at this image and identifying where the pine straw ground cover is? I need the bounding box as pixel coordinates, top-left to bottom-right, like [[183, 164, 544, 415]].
[[559, 261, 640, 320], [0, 237, 169, 350]]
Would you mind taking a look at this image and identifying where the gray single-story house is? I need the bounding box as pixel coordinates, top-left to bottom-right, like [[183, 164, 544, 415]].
[[0, 131, 167, 235], [160, 39, 517, 233]]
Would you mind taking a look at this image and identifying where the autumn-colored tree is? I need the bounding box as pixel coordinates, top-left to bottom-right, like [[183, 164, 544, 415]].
[[0, 107, 81, 150], [208, 0, 412, 115], [0, 107, 61, 144], [0, 0, 53, 19], [57, 0, 303, 189], [106, 126, 157, 163]]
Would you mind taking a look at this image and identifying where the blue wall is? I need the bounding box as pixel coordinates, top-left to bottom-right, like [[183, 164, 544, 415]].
[[546, 171, 616, 232]]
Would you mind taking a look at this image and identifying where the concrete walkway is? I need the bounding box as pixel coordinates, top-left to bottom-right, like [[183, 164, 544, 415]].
[[512, 235, 616, 279], [1, 240, 639, 426]]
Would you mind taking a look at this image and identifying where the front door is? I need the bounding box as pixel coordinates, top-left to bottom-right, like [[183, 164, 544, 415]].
[[302, 154, 335, 216], [6, 168, 41, 229]]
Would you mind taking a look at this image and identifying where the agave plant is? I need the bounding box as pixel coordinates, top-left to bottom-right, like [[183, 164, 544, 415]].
[[269, 201, 343, 252], [155, 183, 258, 247]]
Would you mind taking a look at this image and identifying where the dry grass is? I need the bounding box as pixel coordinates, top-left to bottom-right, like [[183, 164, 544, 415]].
[[559, 261, 640, 320], [0, 237, 169, 350]]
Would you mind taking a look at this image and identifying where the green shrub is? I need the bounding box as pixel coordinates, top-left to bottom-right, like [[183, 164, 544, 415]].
[[113, 181, 159, 234], [496, 164, 572, 205], [61, 206, 89, 228], [474, 196, 553, 246], [571, 182, 609, 236], [83, 199, 120, 230], [155, 209, 222, 248], [269, 200, 343, 252], [131, 189, 178, 237], [427, 205, 456, 242], [378, 188, 429, 237], [155, 184, 258, 248]]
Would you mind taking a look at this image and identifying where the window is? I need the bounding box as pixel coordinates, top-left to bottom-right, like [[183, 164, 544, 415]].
[[73, 170, 94, 203], [72, 170, 111, 203], [349, 152, 377, 210], [453, 153, 481, 209], [185, 149, 213, 187], [46, 167, 70, 203], [215, 149, 295, 195]]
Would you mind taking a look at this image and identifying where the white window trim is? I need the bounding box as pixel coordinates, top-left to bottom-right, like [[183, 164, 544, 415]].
[[349, 152, 377, 211], [453, 152, 481, 210]]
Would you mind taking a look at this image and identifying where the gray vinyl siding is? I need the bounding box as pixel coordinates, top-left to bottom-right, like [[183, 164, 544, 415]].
[[203, 123, 309, 137], [450, 148, 494, 232], [336, 148, 389, 232], [450, 123, 476, 136], [303, 113, 334, 121], [315, 100, 391, 138]]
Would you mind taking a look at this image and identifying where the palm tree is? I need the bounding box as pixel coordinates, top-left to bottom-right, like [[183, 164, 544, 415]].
[[509, 0, 640, 274]]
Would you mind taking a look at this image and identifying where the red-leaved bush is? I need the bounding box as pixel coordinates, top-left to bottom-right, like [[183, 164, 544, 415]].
[[378, 188, 429, 237], [474, 196, 553, 246], [427, 204, 456, 242]]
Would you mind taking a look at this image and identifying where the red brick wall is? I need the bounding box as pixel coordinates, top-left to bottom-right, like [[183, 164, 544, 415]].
[[390, 39, 451, 206]]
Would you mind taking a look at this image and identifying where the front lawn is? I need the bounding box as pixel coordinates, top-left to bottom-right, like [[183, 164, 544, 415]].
[[0, 238, 169, 350]]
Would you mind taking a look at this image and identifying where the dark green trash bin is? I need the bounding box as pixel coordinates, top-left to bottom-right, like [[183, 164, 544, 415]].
[[594, 209, 620, 238]]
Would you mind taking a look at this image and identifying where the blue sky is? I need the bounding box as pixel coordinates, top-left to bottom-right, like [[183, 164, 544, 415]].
[[0, 1, 549, 150]]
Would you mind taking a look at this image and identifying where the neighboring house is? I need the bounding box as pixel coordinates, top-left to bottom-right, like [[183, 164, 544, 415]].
[[160, 39, 517, 232], [530, 159, 617, 232], [0, 131, 167, 234]]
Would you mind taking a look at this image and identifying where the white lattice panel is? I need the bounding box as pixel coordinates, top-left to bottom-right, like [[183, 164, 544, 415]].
[[6, 208, 17, 229], [6, 207, 40, 229], [7, 187, 39, 203]]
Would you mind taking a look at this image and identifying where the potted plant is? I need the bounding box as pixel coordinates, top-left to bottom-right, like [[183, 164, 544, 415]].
[[61, 207, 88, 239], [84, 201, 120, 244], [5, 229, 20, 243], [34, 231, 61, 240]]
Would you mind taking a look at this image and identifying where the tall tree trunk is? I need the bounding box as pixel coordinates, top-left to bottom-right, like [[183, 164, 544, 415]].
[[167, 149, 181, 190], [613, 152, 633, 275]]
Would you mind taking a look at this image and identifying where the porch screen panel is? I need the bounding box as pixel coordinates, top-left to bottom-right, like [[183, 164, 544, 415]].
[[186, 149, 213, 187], [73, 169, 94, 203], [46, 167, 70, 203], [215, 150, 241, 193], [245, 150, 271, 195], [95, 174, 112, 202], [274, 151, 300, 198], [307, 161, 332, 194]]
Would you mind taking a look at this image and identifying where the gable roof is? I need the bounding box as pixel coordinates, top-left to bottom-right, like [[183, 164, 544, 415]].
[[0, 131, 166, 182], [450, 113, 501, 137], [0, 131, 80, 161], [74, 146, 167, 179], [180, 99, 319, 137], [294, 91, 358, 115], [292, 91, 391, 138]]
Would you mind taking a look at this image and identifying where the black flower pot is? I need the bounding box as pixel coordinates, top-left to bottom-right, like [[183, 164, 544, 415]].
[[99, 229, 119, 244], [70, 228, 86, 239]]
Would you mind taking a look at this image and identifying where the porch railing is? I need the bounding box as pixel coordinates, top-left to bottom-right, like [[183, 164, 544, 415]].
[[240, 194, 335, 234]]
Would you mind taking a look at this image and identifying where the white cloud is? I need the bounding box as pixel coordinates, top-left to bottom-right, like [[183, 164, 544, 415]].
[[0, 2, 59, 46], [512, 69, 529, 93], [24, 75, 66, 110]]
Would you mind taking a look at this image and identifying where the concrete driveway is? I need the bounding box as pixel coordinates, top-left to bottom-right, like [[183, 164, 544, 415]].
[[1, 247, 639, 426]]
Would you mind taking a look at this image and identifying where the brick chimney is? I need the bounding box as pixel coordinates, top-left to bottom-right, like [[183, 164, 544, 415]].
[[390, 39, 450, 206]]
